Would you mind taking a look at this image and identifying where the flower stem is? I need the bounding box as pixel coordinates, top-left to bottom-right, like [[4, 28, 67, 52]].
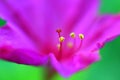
[[44, 66, 56, 80]]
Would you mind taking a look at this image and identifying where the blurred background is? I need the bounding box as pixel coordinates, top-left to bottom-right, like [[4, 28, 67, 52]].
[[0, 0, 120, 80]]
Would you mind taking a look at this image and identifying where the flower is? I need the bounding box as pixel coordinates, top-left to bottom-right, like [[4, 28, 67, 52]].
[[0, 0, 120, 78]]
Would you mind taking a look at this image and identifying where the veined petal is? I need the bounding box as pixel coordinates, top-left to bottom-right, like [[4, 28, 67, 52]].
[[0, 47, 48, 66], [68, 0, 99, 35], [0, 0, 100, 49], [82, 14, 120, 51], [49, 51, 100, 77], [61, 0, 99, 52], [0, 0, 48, 49], [0, 25, 47, 66]]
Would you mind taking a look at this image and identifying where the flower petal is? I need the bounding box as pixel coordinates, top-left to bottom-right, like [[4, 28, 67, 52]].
[[0, 25, 47, 66], [49, 51, 100, 77], [68, 0, 99, 34], [61, 0, 99, 54], [0, 0, 49, 49], [82, 14, 120, 51], [0, 47, 47, 66], [0, 0, 100, 48]]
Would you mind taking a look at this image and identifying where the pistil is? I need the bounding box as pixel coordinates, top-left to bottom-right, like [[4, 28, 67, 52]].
[[56, 29, 65, 59]]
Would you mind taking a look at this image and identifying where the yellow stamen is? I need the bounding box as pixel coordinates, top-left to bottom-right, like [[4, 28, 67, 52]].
[[59, 36, 65, 42], [70, 32, 76, 38], [79, 34, 84, 39]]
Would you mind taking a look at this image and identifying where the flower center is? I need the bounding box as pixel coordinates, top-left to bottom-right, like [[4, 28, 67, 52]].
[[56, 29, 84, 59]]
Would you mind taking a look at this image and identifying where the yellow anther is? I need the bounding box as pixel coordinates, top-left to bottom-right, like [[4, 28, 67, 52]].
[[67, 42, 73, 48], [59, 36, 65, 42], [70, 32, 76, 38], [79, 34, 84, 39]]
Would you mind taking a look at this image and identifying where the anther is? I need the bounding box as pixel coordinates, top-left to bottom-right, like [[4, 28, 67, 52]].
[[56, 29, 62, 37], [70, 32, 76, 38], [59, 36, 65, 42], [79, 34, 84, 39], [56, 29, 62, 33]]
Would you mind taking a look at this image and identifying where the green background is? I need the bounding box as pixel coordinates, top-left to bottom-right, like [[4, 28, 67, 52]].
[[0, 0, 120, 80]]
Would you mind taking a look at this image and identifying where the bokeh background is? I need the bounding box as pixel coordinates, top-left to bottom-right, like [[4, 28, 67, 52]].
[[0, 0, 120, 80]]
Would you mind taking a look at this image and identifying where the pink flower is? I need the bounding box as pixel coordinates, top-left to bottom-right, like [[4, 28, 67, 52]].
[[0, 0, 120, 78]]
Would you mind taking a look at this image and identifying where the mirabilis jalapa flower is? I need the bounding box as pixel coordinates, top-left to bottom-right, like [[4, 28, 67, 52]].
[[0, 0, 120, 78]]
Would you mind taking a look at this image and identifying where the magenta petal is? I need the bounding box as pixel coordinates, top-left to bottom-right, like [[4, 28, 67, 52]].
[[0, 0, 119, 78], [70, 0, 99, 34], [49, 52, 100, 77], [82, 14, 120, 51], [0, 25, 47, 66], [62, 0, 99, 49], [0, 47, 47, 66], [0, 0, 58, 47], [0, 0, 100, 46]]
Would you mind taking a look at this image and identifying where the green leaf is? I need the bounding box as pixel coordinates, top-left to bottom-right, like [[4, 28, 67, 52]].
[[0, 18, 6, 27]]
